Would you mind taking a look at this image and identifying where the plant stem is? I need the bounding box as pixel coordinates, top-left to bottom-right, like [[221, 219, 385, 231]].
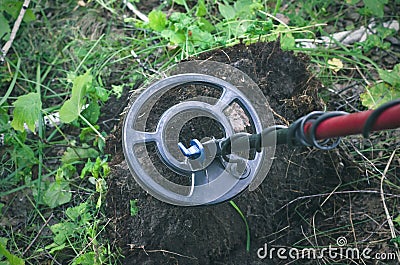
[[79, 114, 106, 142], [36, 61, 44, 207], [75, 34, 104, 73], [0, 58, 20, 107], [273, 0, 282, 16]]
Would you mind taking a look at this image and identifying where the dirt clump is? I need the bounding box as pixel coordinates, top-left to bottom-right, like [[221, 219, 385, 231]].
[[105, 42, 359, 264]]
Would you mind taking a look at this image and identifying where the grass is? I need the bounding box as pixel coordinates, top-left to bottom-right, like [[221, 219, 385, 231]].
[[0, 0, 399, 264], [230, 200, 251, 252]]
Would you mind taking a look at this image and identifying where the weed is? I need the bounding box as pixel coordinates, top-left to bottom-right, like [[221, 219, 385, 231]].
[[130, 199, 139, 217], [360, 0, 388, 18], [361, 63, 400, 108]]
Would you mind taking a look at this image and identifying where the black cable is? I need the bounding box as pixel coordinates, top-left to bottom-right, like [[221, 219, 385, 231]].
[[309, 111, 348, 150], [286, 111, 348, 150], [362, 99, 400, 138]]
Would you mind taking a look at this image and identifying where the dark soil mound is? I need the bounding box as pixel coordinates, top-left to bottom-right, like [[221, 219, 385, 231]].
[[105, 42, 356, 264]]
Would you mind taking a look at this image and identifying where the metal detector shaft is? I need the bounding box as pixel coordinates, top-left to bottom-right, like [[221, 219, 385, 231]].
[[218, 99, 400, 157], [277, 102, 400, 144], [303, 103, 400, 140]]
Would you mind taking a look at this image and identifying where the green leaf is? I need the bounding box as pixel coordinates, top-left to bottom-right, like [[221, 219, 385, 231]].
[[59, 100, 79, 123], [66, 203, 92, 224], [234, 0, 259, 18], [59, 70, 92, 123], [3, 1, 22, 18], [173, 0, 186, 5], [218, 3, 236, 20], [170, 12, 192, 30], [95, 178, 107, 193], [161, 29, 186, 45], [169, 12, 188, 23], [0, 237, 7, 246], [199, 17, 215, 33], [87, 85, 109, 102], [346, 0, 360, 4], [0, 239, 25, 265], [0, 13, 11, 41], [111, 85, 123, 99], [378, 64, 400, 87], [56, 164, 76, 179], [363, 0, 388, 18], [280, 33, 295, 50], [394, 214, 400, 226], [246, 20, 273, 35], [61, 145, 99, 164], [148, 10, 167, 32], [130, 199, 139, 216], [376, 25, 396, 39], [191, 28, 213, 49], [43, 180, 72, 208], [13, 144, 36, 169], [45, 242, 66, 254], [196, 0, 207, 17], [0, 237, 7, 260], [72, 252, 95, 265], [11, 93, 42, 132], [96, 135, 106, 153], [79, 126, 97, 142], [2, 1, 35, 22], [360, 83, 400, 109], [81, 102, 100, 125], [80, 157, 109, 179], [50, 222, 77, 245], [391, 237, 400, 245], [81, 159, 94, 179], [23, 9, 36, 23], [0, 106, 10, 128]]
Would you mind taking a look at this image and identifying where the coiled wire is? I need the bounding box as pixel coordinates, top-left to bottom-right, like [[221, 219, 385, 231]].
[[286, 111, 348, 150]]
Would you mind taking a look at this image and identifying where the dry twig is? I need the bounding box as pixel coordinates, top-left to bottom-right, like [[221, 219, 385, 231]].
[[276, 190, 400, 213], [123, 0, 149, 22], [128, 244, 197, 260], [380, 149, 400, 262], [22, 213, 53, 256], [1, 0, 31, 61]]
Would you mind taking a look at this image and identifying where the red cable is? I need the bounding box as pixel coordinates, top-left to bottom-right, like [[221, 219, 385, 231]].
[[304, 104, 400, 140]]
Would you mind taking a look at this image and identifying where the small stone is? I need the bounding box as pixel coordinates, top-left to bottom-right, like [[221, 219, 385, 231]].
[[385, 36, 400, 45], [371, 55, 380, 62], [383, 56, 398, 65], [347, 12, 360, 21], [184, 219, 192, 228], [384, 6, 390, 13], [345, 20, 355, 30], [276, 13, 290, 24], [325, 25, 336, 34]]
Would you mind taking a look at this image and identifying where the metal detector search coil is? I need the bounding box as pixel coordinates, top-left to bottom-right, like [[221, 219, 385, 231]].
[[122, 61, 276, 206]]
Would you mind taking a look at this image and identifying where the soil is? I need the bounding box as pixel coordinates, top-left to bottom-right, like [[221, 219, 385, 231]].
[[105, 42, 398, 265]]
